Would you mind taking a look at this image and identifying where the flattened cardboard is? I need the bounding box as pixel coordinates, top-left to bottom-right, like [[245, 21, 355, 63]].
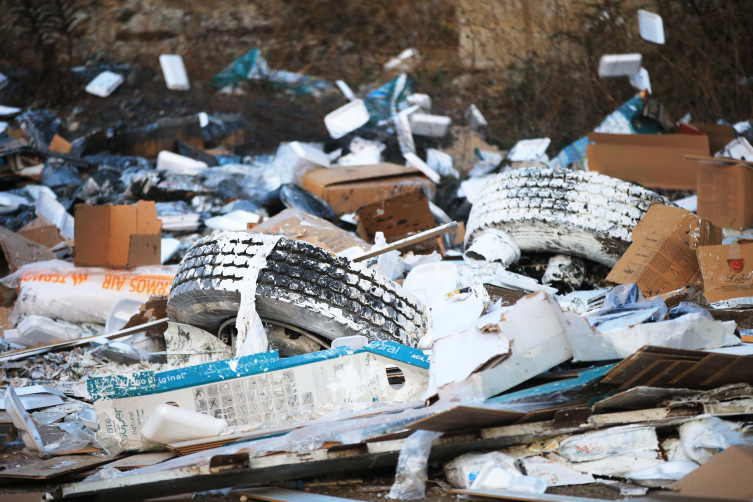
[[606, 205, 722, 297], [587, 126, 710, 189], [302, 163, 435, 216], [252, 208, 369, 253], [697, 241, 753, 303], [668, 445, 753, 501], [18, 222, 64, 249], [48, 134, 72, 154], [696, 161, 753, 229], [75, 201, 162, 268]]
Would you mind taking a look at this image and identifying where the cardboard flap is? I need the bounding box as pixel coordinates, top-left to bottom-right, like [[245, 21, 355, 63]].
[[109, 205, 138, 267], [127, 234, 161, 269], [74, 205, 112, 267], [136, 201, 162, 235], [588, 131, 709, 148], [304, 164, 422, 188], [668, 445, 753, 501]]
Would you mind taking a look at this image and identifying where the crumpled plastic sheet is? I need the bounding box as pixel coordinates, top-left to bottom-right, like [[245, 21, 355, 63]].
[[83, 465, 124, 482], [678, 418, 753, 465], [44, 422, 93, 455], [588, 283, 668, 331], [387, 430, 443, 500], [668, 302, 713, 320]]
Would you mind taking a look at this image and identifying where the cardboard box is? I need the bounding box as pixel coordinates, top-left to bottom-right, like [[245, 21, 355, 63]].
[[697, 161, 753, 229], [668, 445, 753, 501], [252, 208, 369, 254], [606, 205, 722, 297], [89, 341, 429, 451], [587, 125, 710, 189], [697, 241, 753, 303], [690, 122, 737, 154], [75, 201, 162, 268], [302, 164, 435, 216]]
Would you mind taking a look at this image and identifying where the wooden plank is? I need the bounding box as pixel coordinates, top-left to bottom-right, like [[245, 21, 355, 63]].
[[592, 387, 698, 413], [669, 354, 738, 388], [106, 452, 176, 470], [646, 360, 697, 388], [233, 487, 364, 502], [618, 359, 676, 390], [702, 356, 753, 387], [352, 222, 458, 262], [406, 406, 524, 433]]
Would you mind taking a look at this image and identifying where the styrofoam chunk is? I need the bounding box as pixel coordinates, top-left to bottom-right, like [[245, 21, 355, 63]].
[[324, 99, 370, 139], [409, 113, 452, 137], [598, 54, 643, 77], [157, 151, 208, 175], [638, 10, 665, 44], [85, 71, 124, 98], [159, 54, 190, 91]]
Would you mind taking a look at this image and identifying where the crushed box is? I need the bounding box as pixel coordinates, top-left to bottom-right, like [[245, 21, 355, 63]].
[[696, 160, 753, 229], [302, 163, 435, 216], [75, 201, 162, 268], [606, 204, 722, 297], [89, 341, 429, 451], [697, 240, 753, 303]]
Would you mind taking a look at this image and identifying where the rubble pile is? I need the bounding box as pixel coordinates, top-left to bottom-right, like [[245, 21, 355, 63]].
[[2, 11, 753, 502]]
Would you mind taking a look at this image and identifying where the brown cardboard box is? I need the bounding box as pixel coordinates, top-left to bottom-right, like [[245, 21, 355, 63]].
[[252, 208, 369, 254], [606, 204, 722, 297], [667, 445, 753, 501], [587, 125, 710, 190], [697, 161, 753, 229], [302, 164, 435, 216], [17, 218, 64, 249], [75, 201, 162, 268], [690, 122, 737, 154], [697, 241, 753, 303]]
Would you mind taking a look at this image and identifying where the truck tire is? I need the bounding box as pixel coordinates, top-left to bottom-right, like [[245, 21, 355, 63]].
[[166, 233, 429, 347], [465, 168, 671, 266]]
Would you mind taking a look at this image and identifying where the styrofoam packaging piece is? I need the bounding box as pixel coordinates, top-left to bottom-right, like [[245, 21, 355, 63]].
[[85, 71, 124, 98], [404, 152, 441, 183], [0, 105, 22, 118], [157, 151, 208, 175], [331, 335, 369, 350], [630, 68, 652, 93], [471, 463, 547, 494], [459, 175, 496, 204], [627, 461, 698, 488], [599, 54, 643, 77], [409, 113, 452, 137], [198, 112, 209, 128], [140, 404, 228, 444], [91, 342, 429, 451], [638, 10, 665, 44], [204, 210, 262, 231], [336, 145, 381, 166], [384, 48, 421, 71], [404, 262, 458, 308], [105, 298, 144, 334], [559, 425, 659, 463], [508, 138, 551, 162], [469, 104, 487, 130], [161, 237, 181, 264], [5, 315, 83, 348], [335, 80, 356, 101], [5, 388, 45, 453], [407, 93, 432, 110], [717, 137, 753, 161], [520, 456, 595, 487], [0, 122, 7, 135], [324, 99, 370, 139], [159, 54, 190, 91], [0, 73, 7, 90], [290, 141, 331, 167], [1, 260, 177, 324], [36, 191, 74, 240]]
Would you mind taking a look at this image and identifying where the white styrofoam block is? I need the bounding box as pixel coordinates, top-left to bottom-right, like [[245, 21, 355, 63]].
[[324, 99, 370, 139], [508, 138, 551, 162], [384, 48, 421, 71], [85, 71, 124, 98], [598, 54, 643, 77], [198, 112, 209, 128], [629, 67, 652, 93], [0, 122, 6, 135], [0, 105, 21, 118], [289, 141, 331, 167], [469, 104, 487, 129], [409, 113, 452, 137], [407, 93, 432, 110], [638, 10, 665, 44], [159, 55, 190, 91], [157, 151, 208, 175], [0, 73, 7, 90]]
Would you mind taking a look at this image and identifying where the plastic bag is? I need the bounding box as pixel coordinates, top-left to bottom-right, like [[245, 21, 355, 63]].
[[387, 430, 443, 500], [603, 283, 645, 310], [668, 302, 713, 320], [679, 418, 753, 464], [44, 422, 94, 454]]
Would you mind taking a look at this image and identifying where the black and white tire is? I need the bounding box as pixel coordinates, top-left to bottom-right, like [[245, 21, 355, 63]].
[[465, 168, 671, 266], [166, 233, 429, 347]]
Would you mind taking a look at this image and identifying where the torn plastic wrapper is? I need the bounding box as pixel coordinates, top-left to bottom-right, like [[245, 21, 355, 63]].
[[1, 260, 177, 324], [388, 430, 443, 500]]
